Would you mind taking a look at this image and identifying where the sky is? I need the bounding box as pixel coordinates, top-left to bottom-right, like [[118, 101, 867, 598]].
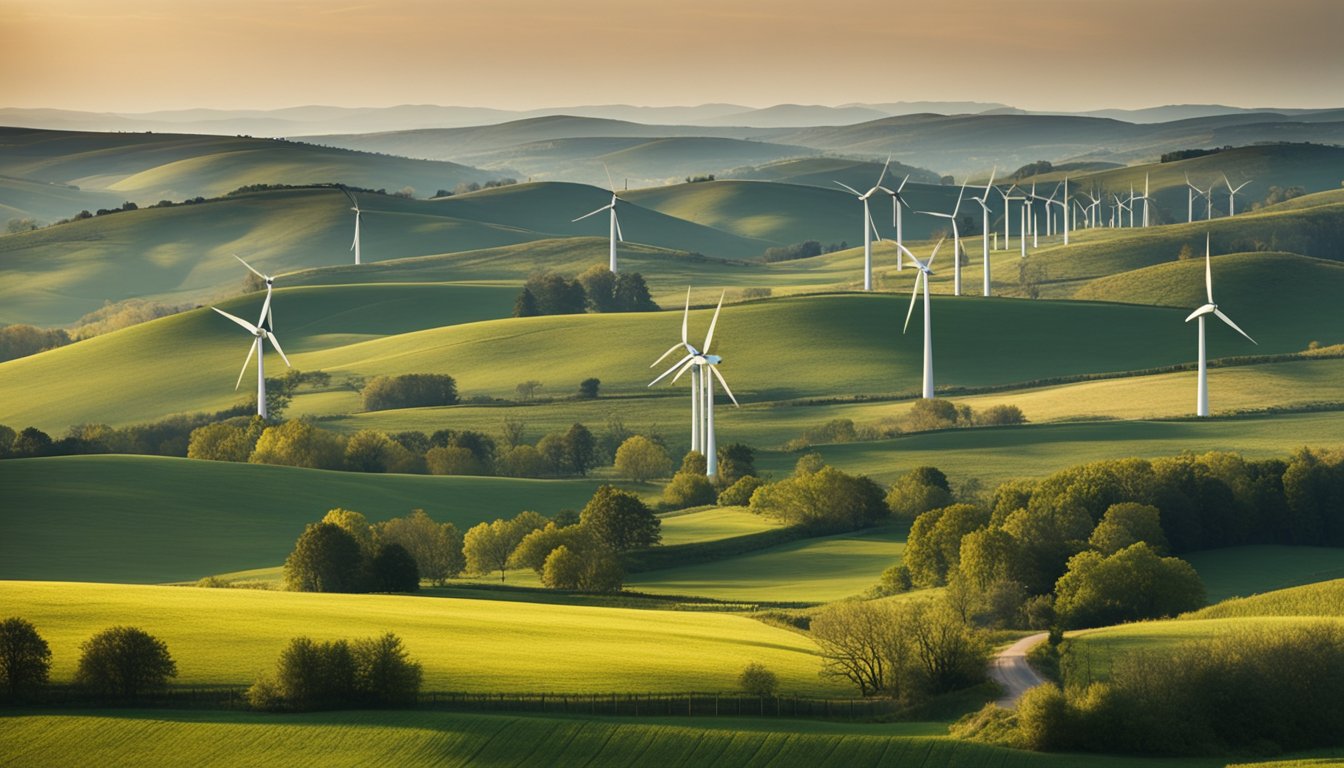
[[2, 0, 1342, 113]]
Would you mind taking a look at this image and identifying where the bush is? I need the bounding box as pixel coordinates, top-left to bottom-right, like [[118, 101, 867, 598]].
[[717, 475, 765, 507], [976, 404, 1026, 426], [738, 662, 779, 696], [249, 420, 345, 469], [187, 417, 264, 462], [1015, 684, 1072, 751], [75, 626, 177, 699], [614, 435, 672, 482], [540, 542, 624, 592], [577, 377, 601, 399], [370, 543, 419, 592], [662, 471, 718, 508], [266, 636, 356, 710], [345, 429, 418, 473], [1054, 543, 1205, 629], [581, 485, 660, 551], [749, 466, 888, 532], [426, 445, 487, 476], [886, 466, 954, 518], [496, 445, 548, 477], [361, 374, 458, 411], [352, 632, 423, 706], [284, 522, 365, 592], [0, 617, 51, 700]]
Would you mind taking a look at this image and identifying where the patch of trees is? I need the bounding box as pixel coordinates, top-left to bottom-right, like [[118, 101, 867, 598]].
[[761, 240, 849, 263], [1160, 147, 1227, 163], [685, 174, 716, 183], [3, 619, 178, 703], [811, 598, 989, 700], [784, 401, 1026, 451], [981, 624, 1344, 756], [1009, 161, 1053, 179], [72, 298, 190, 338], [283, 508, 463, 593], [442, 178, 518, 196], [0, 324, 71, 362], [361, 373, 459, 411], [5, 217, 38, 233], [883, 447, 1344, 632], [512, 268, 658, 317], [748, 463, 888, 534], [659, 443, 757, 510], [248, 633, 422, 711]]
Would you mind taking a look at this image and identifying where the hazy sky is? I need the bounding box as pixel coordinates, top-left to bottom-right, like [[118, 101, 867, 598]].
[[3, 0, 1341, 112]]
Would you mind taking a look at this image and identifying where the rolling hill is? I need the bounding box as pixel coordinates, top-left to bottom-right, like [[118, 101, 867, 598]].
[[724, 156, 942, 189]]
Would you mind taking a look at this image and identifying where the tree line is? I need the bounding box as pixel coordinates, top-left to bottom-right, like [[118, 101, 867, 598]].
[[513, 267, 658, 317]]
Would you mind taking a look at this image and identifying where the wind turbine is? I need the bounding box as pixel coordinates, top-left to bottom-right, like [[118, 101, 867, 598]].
[[573, 164, 626, 273], [212, 289, 291, 419], [887, 174, 913, 270], [1185, 234, 1255, 417], [1043, 177, 1071, 245], [1224, 174, 1252, 216], [1133, 174, 1152, 227], [917, 182, 968, 295], [835, 156, 894, 290], [971, 168, 997, 295], [342, 188, 363, 265], [233, 254, 275, 330], [995, 183, 1020, 251], [902, 238, 945, 399], [649, 290, 740, 478]]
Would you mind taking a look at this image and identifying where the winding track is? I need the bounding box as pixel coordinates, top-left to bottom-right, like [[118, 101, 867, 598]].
[[989, 632, 1050, 706]]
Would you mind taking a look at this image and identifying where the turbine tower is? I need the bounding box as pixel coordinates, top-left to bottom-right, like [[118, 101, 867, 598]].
[[1043, 177, 1071, 245], [1224, 174, 1251, 216], [887, 174, 913, 270], [1185, 235, 1255, 417], [1133, 174, 1152, 227], [901, 238, 945, 399], [343, 188, 363, 265], [649, 290, 739, 478], [573, 165, 626, 273], [970, 168, 997, 295], [917, 182, 967, 295], [835, 156, 894, 290], [212, 289, 291, 419], [994, 183, 1020, 251]]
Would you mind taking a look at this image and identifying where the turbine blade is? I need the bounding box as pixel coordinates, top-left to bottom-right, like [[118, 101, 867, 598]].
[[233, 254, 266, 280], [834, 181, 863, 197], [709, 365, 739, 407], [703, 291, 725, 352], [257, 288, 273, 329], [613, 209, 624, 242], [651, 342, 685, 368], [874, 155, 891, 190], [903, 274, 921, 334], [897, 174, 909, 193], [926, 237, 946, 269], [213, 306, 258, 335], [670, 359, 697, 384], [985, 166, 997, 191], [1213, 308, 1256, 344], [572, 204, 610, 222], [235, 338, 257, 391], [953, 182, 966, 216], [866, 206, 883, 242], [1185, 304, 1215, 323], [265, 330, 292, 367], [681, 287, 690, 345], [650, 354, 695, 387]]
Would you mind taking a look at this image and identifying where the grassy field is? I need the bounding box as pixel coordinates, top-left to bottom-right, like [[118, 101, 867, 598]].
[[1183, 547, 1344, 603], [657, 506, 781, 546], [627, 525, 906, 603], [0, 455, 608, 583], [1185, 578, 1344, 620], [0, 709, 1254, 768], [0, 581, 850, 695]]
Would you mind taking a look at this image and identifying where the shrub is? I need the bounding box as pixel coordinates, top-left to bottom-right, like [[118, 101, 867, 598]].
[[249, 420, 345, 469], [662, 471, 718, 508], [75, 626, 177, 699], [284, 522, 364, 592], [361, 374, 458, 411], [1015, 684, 1072, 751], [581, 485, 660, 551], [1054, 543, 1205, 629], [0, 617, 51, 700], [352, 632, 422, 706], [426, 445, 487, 476], [187, 417, 264, 462], [886, 466, 954, 518], [738, 662, 779, 696], [496, 445, 548, 477], [976, 404, 1026, 426], [614, 435, 672, 482], [749, 466, 888, 532], [267, 637, 356, 710], [717, 475, 766, 507], [577, 377, 601, 399]]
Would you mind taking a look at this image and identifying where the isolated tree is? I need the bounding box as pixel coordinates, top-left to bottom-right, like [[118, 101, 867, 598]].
[[75, 626, 177, 699], [738, 662, 779, 697], [580, 485, 660, 551], [375, 510, 464, 584], [0, 617, 51, 699], [614, 435, 672, 482], [370, 543, 420, 592], [564, 423, 597, 475], [284, 522, 364, 593], [577, 377, 601, 399], [886, 466, 954, 518], [515, 380, 543, 402]]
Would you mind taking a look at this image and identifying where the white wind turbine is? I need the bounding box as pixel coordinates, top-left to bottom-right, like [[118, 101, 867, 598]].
[[1224, 174, 1252, 216], [212, 285, 291, 419], [970, 168, 997, 295], [918, 182, 968, 295], [342, 188, 363, 265], [1043, 177, 1071, 244], [903, 238, 946, 399], [835, 156, 894, 290], [1186, 234, 1255, 417], [649, 290, 740, 478], [573, 164, 626, 273], [886, 174, 913, 270], [1133, 174, 1152, 227], [1084, 188, 1102, 229], [995, 183, 1020, 251]]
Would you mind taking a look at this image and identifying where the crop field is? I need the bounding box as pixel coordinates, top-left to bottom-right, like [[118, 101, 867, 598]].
[[0, 455, 609, 583], [626, 525, 907, 603], [0, 709, 1254, 768], [0, 581, 849, 695]]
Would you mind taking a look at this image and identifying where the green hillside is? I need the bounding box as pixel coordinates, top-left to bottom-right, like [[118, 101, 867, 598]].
[[0, 174, 123, 223], [725, 156, 942, 188], [0, 455, 607, 583], [0, 581, 848, 695], [1185, 578, 1344, 619], [0, 127, 495, 203]]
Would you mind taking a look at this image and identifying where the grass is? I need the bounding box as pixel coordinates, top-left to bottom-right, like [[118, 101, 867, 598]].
[[657, 506, 782, 546], [0, 455, 608, 583], [626, 525, 907, 603], [0, 709, 1249, 768], [0, 580, 850, 695], [1183, 547, 1344, 603], [1185, 579, 1344, 620]]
